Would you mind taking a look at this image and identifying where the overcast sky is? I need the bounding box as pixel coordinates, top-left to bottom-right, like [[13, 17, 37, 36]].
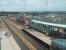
[[0, 0, 66, 12]]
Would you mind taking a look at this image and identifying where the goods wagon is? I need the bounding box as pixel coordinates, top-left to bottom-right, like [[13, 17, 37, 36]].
[[16, 15, 30, 28], [51, 39, 66, 50]]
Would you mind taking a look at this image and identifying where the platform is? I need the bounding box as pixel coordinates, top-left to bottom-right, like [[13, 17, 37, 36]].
[[0, 17, 21, 50], [1, 33, 21, 50], [22, 28, 52, 46]]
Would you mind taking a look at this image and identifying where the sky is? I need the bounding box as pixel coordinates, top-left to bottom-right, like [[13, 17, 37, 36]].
[[0, 0, 66, 12]]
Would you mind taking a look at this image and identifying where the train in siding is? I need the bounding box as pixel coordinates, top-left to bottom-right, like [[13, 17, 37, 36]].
[[31, 19, 66, 38], [16, 15, 30, 28], [16, 14, 66, 39], [51, 39, 66, 50]]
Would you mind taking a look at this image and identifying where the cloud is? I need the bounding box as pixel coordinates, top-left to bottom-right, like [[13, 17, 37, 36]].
[[48, 0, 66, 11], [0, 0, 66, 12]]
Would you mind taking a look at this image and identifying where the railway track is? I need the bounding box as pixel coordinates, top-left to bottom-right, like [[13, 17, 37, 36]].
[[2, 18, 29, 50], [4, 19, 37, 50], [3, 18, 49, 50]]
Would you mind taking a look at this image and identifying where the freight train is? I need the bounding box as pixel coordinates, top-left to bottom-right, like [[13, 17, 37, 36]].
[[51, 39, 66, 50], [16, 13, 66, 38]]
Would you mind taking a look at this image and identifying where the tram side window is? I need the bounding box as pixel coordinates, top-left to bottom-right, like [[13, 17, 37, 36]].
[[64, 29, 66, 32], [44, 25, 46, 28], [47, 25, 49, 29], [51, 26, 54, 30], [44, 25, 47, 29], [49, 26, 52, 31], [53, 26, 57, 31]]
